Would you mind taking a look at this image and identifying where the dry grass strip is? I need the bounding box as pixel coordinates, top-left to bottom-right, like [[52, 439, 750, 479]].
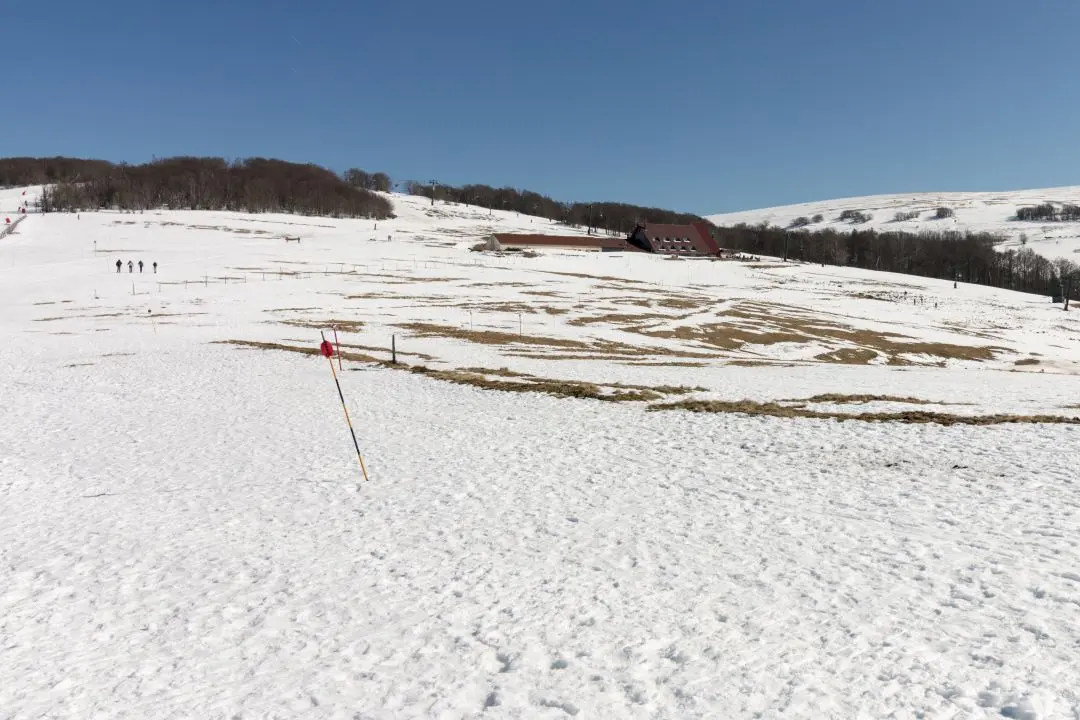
[[648, 399, 1080, 426], [218, 340, 698, 402], [791, 394, 936, 405], [281, 319, 366, 332]]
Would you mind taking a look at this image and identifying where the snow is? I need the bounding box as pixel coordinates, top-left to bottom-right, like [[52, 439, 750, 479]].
[[707, 186, 1080, 260], [2, 190, 1080, 718]]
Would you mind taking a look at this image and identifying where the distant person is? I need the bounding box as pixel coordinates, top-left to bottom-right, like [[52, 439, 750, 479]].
[[153, 261, 158, 274], [128, 261, 133, 273], [138, 260, 144, 273], [115, 259, 122, 273]]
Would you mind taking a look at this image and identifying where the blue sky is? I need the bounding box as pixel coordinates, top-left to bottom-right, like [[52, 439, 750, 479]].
[[5, 0, 1080, 213]]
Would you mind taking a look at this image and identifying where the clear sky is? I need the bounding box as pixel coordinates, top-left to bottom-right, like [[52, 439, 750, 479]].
[[5, 0, 1080, 213]]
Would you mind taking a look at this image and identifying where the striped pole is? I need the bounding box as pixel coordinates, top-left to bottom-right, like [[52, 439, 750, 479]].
[[322, 332, 369, 481], [333, 324, 342, 371]]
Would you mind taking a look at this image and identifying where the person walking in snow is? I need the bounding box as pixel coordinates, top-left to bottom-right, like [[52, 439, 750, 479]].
[[153, 261, 158, 274], [138, 260, 144, 273], [128, 261, 133, 273], [115, 259, 122, 273]]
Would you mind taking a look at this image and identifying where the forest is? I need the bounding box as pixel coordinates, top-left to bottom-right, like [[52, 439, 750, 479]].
[[404, 180, 705, 235], [715, 223, 1079, 303], [4, 157, 393, 219]]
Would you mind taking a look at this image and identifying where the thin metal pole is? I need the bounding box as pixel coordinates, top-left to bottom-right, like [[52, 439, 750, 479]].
[[323, 332, 368, 481]]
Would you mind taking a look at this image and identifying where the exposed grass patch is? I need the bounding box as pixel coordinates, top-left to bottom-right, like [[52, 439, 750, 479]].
[[219, 339, 694, 402], [648, 399, 1080, 426], [656, 297, 711, 310], [281, 319, 366, 333], [792, 393, 935, 405], [815, 348, 880, 364], [1015, 357, 1041, 366], [64, 362, 96, 368], [568, 312, 677, 327], [402, 322, 593, 349]]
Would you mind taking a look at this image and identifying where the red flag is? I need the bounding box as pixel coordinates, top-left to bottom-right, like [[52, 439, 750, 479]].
[[319, 339, 334, 358]]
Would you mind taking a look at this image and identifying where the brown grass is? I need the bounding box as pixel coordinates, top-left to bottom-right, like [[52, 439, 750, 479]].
[[791, 393, 935, 405], [1014, 358, 1041, 366], [218, 339, 694, 402], [401, 322, 593, 349], [656, 297, 710, 310], [815, 348, 880, 364], [568, 312, 676, 327], [648, 399, 1080, 426], [281, 319, 366, 332]]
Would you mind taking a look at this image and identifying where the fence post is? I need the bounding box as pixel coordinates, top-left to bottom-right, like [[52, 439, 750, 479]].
[[392, 335, 397, 364]]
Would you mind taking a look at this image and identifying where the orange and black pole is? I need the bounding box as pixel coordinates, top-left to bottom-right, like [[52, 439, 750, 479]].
[[321, 332, 369, 481]]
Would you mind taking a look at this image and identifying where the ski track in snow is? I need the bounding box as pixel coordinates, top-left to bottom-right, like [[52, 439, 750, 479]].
[[1, 190, 1079, 718]]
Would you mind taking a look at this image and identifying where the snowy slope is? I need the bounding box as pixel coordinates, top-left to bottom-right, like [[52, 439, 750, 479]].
[[707, 186, 1080, 260], [2, 191, 1080, 719]]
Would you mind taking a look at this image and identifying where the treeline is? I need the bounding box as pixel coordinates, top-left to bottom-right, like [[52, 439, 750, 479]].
[[0, 157, 114, 186], [715, 223, 1080, 301], [34, 157, 393, 218], [343, 168, 392, 193], [405, 180, 705, 234], [1015, 203, 1080, 222]]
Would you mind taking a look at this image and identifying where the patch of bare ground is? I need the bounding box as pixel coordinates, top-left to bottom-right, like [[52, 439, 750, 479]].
[[403, 322, 588, 348], [726, 360, 803, 367], [264, 307, 321, 313], [33, 316, 66, 322], [623, 360, 708, 367], [648, 399, 1080, 426], [791, 394, 936, 405], [1015, 357, 1041, 366], [541, 271, 648, 284], [656, 297, 711, 310], [280, 319, 366, 332], [64, 362, 96, 368], [219, 340, 695, 402], [567, 312, 678, 327], [467, 302, 542, 314], [468, 282, 533, 288], [522, 290, 566, 297], [633, 300, 1002, 365], [815, 348, 881, 364]]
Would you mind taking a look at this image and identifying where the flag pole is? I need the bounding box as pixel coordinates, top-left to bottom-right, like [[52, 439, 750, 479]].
[[321, 332, 369, 481], [333, 324, 342, 371]]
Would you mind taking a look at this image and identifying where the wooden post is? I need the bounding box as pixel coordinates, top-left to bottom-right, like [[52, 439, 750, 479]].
[[391, 335, 397, 364], [518, 313, 522, 338]]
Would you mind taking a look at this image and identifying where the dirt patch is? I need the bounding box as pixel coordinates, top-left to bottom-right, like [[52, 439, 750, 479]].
[[791, 394, 936, 405], [648, 399, 1080, 426], [656, 297, 711, 310], [401, 322, 593, 349], [281, 319, 366, 333], [568, 312, 677, 327], [218, 340, 693, 402], [1015, 358, 1041, 366], [815, 348, 880, 364]]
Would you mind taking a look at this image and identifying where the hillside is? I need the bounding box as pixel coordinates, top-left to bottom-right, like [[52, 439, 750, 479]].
[[707, 186, 1080, 260], [2, 188, 1079, 718]]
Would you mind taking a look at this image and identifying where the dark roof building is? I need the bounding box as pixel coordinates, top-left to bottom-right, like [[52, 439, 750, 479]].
[[487, 222, 718, 256], [629, 222, 719, 256], [490, 233, 639, 252]]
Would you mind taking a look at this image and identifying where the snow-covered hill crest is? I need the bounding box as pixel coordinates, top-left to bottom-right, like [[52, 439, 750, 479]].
[[708, 186, 1080, 259]]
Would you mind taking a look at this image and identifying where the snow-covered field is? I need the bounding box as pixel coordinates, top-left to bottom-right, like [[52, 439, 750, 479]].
[[707, 186, 1080, 260], [3, 189, 1080, 718]]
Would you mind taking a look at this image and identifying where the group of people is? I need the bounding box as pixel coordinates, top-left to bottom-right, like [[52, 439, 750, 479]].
[[115, 259, 158, 274]]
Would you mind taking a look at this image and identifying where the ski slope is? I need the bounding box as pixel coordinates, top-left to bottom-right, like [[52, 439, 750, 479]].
[[707, 186, 1080, 260], [2, 190, 1080, 718]]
